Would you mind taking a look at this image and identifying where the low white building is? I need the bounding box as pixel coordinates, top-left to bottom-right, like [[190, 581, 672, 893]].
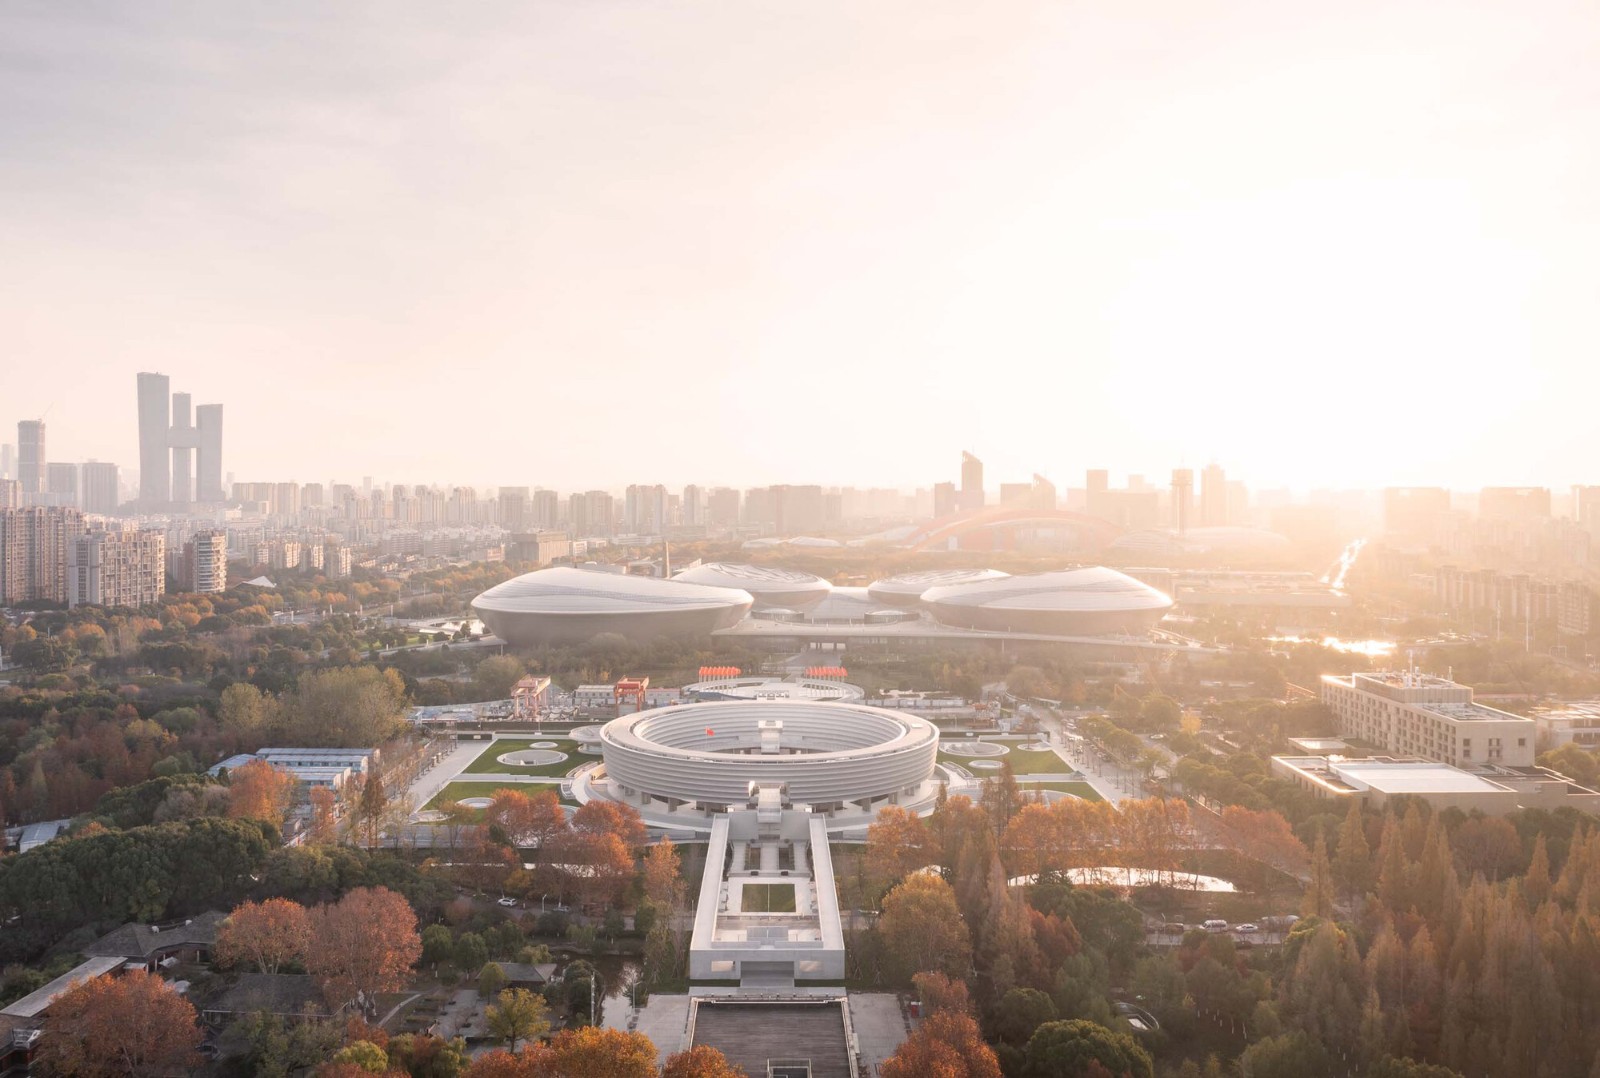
[[1321, 671, 1536, 767], [1272, 755, 1600, 816]]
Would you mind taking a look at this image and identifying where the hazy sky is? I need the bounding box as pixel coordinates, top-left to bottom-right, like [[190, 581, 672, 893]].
[[4, 1, 1598, 493]]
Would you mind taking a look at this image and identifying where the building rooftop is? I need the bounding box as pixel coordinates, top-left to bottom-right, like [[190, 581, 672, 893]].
[[0, 957, 124, 1018], [1335, 760, 1509, 795]]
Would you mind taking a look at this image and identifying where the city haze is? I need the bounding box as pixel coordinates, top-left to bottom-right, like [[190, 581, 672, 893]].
[[4, 0, 1598, 489]]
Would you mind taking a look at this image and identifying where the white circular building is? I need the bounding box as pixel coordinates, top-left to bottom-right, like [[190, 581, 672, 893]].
[[471, 566, 753, 647], [674, 563, 833, 610], [866, 568, 1011, 608], [599, 700, 938, 809], [920, 566, 1174, 636]]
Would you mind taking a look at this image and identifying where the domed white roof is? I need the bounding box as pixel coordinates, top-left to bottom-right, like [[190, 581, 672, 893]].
[[867, 568, 1011, 607], [921, 567, 1173, 636], [674, 562, 832, 608], [471, 567, 753, 646]]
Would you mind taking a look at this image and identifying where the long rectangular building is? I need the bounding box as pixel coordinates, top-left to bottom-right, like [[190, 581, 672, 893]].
[[1321, 671, 1536, 767], [67, 529, 165, 609]]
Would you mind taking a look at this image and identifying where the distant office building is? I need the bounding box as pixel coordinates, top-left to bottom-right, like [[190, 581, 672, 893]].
[[1170, 469, 1194, 533], [624, 484, 667, 534], [960, 452, 984, 512], [17, 421, 44, 496], [1479, 486, 1551, 522], [1200, 463, 1227, 527], [0, 506, 85, 604], [682, 484, 704, 527], [274, 482, 300, 517], [743, 487, 775, 530], [45, 463, 78, 506], [1575, 486, 1600, 536], [81, 462, 119, 515], [1031, 474, 1056, 511], [532, 489, 561, 529], [933, 482, 958, 519], [1321, 670, 1535, 768], [178, 532, 228, 594], [0, 481, 18, 511], [0, 443, 11, 480], [498, 487, 530, 530], [999, 483, 1032, 508], [67, 528, 165, 608], [568, 491, 614, 538], [1383, 487, 1451, 541], [706, 487, 740, 528], [301, 483, 324, 508], [136, 372, 224, 506]]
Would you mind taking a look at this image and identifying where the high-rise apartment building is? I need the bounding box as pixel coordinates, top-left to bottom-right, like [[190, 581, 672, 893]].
[[1575, 486, 1600, 537], [682, 485, 704, 527], [498, 487, 530, 531], [0, 481, 18, 511], [772, 485, 825, 535], [1171, 469, 1194, 533], [178, 532, 228, 593], [17, 421, 44, 496], [706, 487, 740, 528], [324, 541, 352, 579], [137, 372, 224, 506], [624, 484, 667, 534], [81, 462, 120, 515], [67, 528, 165, 608], [1479, 486, 1551, 522], [568, 491, 614, 538], [933, 481, 957, 519], [960, 452, 984, 512], [1200, 463, 1227, 527], [532, 490, 561, 530], [0, 506, 85, 603], [0, 444, 12, 479], [46, 462, 79, 506]]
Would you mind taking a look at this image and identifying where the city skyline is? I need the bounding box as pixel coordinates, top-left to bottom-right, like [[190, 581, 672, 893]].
[[6, 1, 1600, 490]]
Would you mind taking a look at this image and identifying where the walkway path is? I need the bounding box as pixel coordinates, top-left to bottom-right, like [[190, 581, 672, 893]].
[[405, 740, 482, 810]]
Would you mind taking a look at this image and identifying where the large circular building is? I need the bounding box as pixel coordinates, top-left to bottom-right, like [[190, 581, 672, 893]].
[[674, 563, 833, 610], [866, 568, 1011, 608], [471, 567, 752, 647], [920, 566, 1174, 636], [599, 700, 938, 809]]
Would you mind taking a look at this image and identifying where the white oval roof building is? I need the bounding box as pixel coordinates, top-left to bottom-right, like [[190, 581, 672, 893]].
[[674, 563, 833, 609], [921, 566, 1174, 636], [472, 566, 753, 647], [866, 568, 1011, 608]]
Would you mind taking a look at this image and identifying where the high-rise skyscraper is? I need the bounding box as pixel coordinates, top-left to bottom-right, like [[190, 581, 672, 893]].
[[960, 452, 984, 512], [1200, 463, 1228, 527], [0, 506, 84, 603], [17, 421, 44, 495], [46, 463, 79, 506], [1171, 469, 1194, 533], [178, 532, 227, 593], [82, 462, 119, 515], [137, 372, 224, 507], [0, 443, 12, 479]]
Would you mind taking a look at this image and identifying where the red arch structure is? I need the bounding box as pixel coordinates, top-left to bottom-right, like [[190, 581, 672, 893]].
[[903, 507, 1125, 553]]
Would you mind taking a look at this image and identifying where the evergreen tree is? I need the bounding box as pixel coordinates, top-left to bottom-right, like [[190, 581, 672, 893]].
[[1334, 801, 1373, 903]]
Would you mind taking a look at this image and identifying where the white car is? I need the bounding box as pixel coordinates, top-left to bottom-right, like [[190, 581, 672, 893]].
[[496, 897, 518, 908], [1235, 923, 1260, 933]]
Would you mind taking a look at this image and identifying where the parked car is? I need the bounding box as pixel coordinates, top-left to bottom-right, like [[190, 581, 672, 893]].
[[497, 897, 518, 908], [1235, 922, 1260, 933], [1203, 919, 1229, 933]]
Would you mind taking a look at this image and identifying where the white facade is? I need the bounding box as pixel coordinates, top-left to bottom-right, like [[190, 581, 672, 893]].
[[1321, 672, 1536, 767]]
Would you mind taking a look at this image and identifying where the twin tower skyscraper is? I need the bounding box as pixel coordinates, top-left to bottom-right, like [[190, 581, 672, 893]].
[[136, 371, 223, 507]]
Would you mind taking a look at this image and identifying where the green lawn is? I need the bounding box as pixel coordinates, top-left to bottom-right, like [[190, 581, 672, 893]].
[[461, 739, 582, 777], [1019, 780, 1103, 802], [424, 780, 566, 812], [740, 884, 797, 913], [938, 744, 1072, 775]]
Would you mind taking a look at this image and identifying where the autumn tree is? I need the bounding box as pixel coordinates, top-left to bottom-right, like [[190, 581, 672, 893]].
[[878, 873, 972, 984], [228, 759, 298, 827], [216, 897, 312, 974], [309, 785, 340, 845], [642, 838, 687, 908], [540, 1027, 657, 1078], [911, 971, 973, 1017], [306, 887, 422, 1012], [1334, 800, 1374, 902], [36, 968, 202, 1077], [572, 799, 647, 848], [880, 1009, 1001, 1078], [220, 681, 279, 738], [661, 1044, 748, 1078], [865, 805, 931, 890], [486, 988, 550, 1052], [280, 666, 409, 747], [1302, 830, 1335, 919]]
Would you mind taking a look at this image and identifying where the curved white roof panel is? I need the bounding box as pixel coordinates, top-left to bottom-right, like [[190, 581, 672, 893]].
[[921, 567, 1173, 636], [867, 568, 1011, 607], [674, 562, 833, 609], [472, 567, 752, 646]]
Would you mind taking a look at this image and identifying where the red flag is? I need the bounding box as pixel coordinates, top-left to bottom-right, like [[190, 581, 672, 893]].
[[705, 727, 715, 736]]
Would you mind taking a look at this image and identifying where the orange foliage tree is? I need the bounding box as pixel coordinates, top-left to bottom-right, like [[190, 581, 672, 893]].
[[878, 873, 972, 983], [572, 800, 648, 848], [865, 805, 931, 889], [661, 1044, 748, 1078], [305, 886, 422, 1012], [216, 897, 312, 974], [879, 1010, 1001, 1078], [36, 968, 202, 1077], [227, 758, 298, 827], [308, 785, 340, 845], [541, 1027, 658, 1078], [642, 837, 687, 908]]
